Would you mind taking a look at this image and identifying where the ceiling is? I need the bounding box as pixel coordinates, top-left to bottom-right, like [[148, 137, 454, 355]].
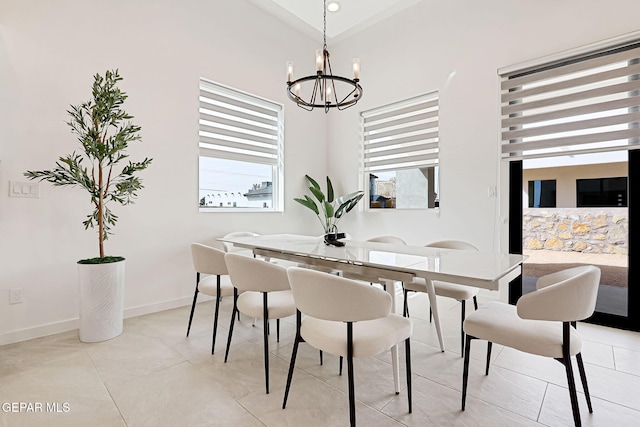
[[248, 0, 423, 42]]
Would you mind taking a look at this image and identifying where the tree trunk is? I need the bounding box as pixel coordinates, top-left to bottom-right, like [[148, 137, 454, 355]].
[[98, 164, 104, 258]]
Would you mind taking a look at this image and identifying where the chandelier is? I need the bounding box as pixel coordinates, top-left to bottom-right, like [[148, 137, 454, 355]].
[[286, 0, 363, 113]]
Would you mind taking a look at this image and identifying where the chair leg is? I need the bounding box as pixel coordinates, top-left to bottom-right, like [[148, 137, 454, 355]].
[[319, 350, 323, 365], [283, 310, 302, 409], [186, 276, 199, 337], [211, 275, 221, 354], [472, 295, 478, 310], [460, 299, 466, 358], [212, 299, 220, 354], [405, 338, 412, 413], [461, 334, 473, 410], [485, 342, 492, 375], [576, 352, 593, 413], [224, 288, 239, 363], [339, 356, 343, 376], [403, 288, 410, 318], [277, 318, 280, 342], [263, 292, 270, 394], [562, 322, 582, 427], [346, 322, 356, 427]]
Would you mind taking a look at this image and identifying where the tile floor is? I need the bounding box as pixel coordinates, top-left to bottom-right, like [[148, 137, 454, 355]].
[[2, 289, 640, 426]]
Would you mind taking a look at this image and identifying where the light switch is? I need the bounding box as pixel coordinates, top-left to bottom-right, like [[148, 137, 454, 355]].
[[9, 181, 40, 198]]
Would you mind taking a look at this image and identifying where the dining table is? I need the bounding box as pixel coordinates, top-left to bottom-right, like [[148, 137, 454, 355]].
[[218, 233, 525, 392]]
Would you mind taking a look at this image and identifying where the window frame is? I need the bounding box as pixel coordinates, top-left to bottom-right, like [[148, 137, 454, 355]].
[[198, 78, 284, 212], [527, 179, 557, 208], [576, 176, 628, 207], [360, 92, 440, 211]]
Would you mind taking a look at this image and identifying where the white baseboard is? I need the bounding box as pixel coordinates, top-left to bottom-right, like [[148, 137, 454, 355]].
[[123, 296, 195, 318], [0, 296, 200, 346], [0, 318, 80, 346]]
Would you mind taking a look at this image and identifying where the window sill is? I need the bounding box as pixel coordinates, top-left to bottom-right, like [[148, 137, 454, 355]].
[[199, 207, 283, 213]]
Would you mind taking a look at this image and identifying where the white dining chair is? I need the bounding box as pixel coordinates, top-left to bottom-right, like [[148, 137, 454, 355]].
[[321, 235, 409, 373], [403, 240, 480, 356], [223, 252, 296, 394], [364, 235, 407, 291], [461, 265, 601, 427], [187, 243, 234, 354], [222, 231, 259, 254], [366, 235, 407, 245], [284, 266, 413, 427]]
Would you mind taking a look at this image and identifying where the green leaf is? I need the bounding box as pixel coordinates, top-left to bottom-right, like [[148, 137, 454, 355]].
[[335, 190, 364, 206], [309, 186, 325, 203], [323, 200, 334, 219], [305, 174, 320, 190], [326, 176, 334, 203], [294, 197, 319, 215], [335, 200, 350, 218], [345, 193, 364, 213], [336, 192, 364, 217]]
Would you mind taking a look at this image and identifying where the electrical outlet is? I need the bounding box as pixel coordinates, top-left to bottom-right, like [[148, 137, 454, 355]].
[[9, 288, 23, 304]]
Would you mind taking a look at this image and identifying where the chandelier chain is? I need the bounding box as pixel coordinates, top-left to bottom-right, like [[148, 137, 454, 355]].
[[323, 0, 327, 49]]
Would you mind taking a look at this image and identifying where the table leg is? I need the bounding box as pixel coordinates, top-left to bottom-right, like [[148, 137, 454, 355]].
[[424, 277, 445, 352], [383, 279, 401, 393]]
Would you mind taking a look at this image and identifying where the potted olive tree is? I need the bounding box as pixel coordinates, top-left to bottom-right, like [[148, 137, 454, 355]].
[[25, 69, 152, 342], [294, 175, 363, 245]]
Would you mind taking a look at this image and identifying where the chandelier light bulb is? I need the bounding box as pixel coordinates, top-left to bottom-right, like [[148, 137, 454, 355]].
[[286, 61, 294, 82], [316, 49, 324, 72]]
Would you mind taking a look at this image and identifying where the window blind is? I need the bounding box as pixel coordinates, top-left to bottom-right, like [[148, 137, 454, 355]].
[[362, 93, 439, 173], [500, 42, 640, 160], [199, 79, 283, 166]]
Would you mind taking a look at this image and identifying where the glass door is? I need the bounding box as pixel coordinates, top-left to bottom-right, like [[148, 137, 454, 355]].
[[509, 150, 639, 330]]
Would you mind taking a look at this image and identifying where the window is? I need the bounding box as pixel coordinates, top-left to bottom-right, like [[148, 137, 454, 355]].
[[500, 42, 640, 161], [198, 79, 284, 211], [577, 176, 627, 207], [361, 93, 439, 209], [528, 179, 557, 207]]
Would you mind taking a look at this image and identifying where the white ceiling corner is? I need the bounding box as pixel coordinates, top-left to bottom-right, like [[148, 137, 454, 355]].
[[248, 0, 424, 43]]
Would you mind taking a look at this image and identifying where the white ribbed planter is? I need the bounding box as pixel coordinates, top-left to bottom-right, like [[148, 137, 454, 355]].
[[77, 259, 125, 343]]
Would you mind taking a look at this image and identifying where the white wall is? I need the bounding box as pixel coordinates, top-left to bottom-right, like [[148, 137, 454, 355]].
[[0, 0, 327, 344], [327, 0, 640, 251], [2, 0, 640, 344]]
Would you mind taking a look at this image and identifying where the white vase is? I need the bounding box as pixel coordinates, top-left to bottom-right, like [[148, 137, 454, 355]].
[[77, 259, 125, 342]]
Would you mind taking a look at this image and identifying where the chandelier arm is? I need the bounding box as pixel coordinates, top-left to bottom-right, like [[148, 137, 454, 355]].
[[336, 87, 358, 105], [287, 91, 314, 111], [336, 101, 358, 111], [330, 77, 338, 105]]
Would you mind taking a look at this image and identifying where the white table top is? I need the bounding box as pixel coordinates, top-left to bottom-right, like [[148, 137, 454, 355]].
[[219, 234, 525, 291]]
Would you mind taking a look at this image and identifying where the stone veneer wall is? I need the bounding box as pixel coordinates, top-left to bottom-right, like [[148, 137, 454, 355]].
[[523, 208, 628, 254]]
